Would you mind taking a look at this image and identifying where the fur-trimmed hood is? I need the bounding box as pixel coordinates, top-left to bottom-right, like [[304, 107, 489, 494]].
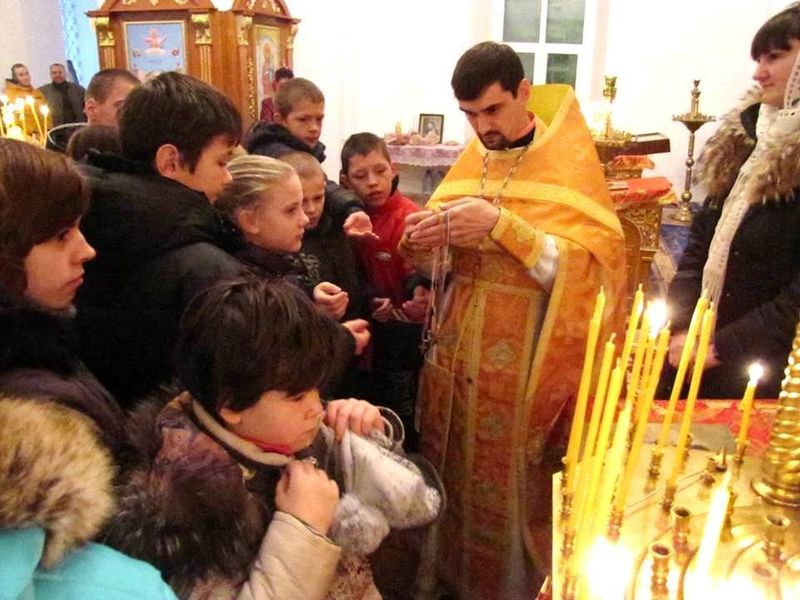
[[696, 86, 800, 204], [0, 396, 115, 567]]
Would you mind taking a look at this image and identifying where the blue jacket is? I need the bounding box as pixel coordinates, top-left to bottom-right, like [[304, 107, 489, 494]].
[[0, 396, 176, 600], [0, 528, 176, 600]]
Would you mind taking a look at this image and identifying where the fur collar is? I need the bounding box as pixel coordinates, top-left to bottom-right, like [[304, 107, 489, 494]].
[[697, 87, 800, 204], [0, 396, 115, 567]]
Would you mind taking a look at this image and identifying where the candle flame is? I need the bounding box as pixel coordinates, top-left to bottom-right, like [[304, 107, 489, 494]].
[[0, 94, 7, 105], [748, 363, 764, 383], [586, 537, 633, 599], [648, 300, 668, 337], [25, 96, 34, 105], [40, 105, 49, 116]]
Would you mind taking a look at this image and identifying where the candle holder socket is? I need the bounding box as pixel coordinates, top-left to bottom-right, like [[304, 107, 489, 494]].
[[607, 507, 623, 541], [649, 448, 664, 480], [723, 486, 738, 540], [559, 489, 573, 523], [762, 514, 789, 564], [560, 573, 577, 600], [701, 455, 718, 486], [560, 527, 576, 565], [734, 440, 748, 466], [649, 542, 673, 597], [671, 505, 692, 556], [661, 484, 677, 512]]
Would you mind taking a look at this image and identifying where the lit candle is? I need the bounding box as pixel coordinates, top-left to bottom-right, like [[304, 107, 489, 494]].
[[693, 471, 731, 578], [6, 124, 25, 140], [614, 322, 670, 513], [667, 305, 716, 488], [25, 96, 44, 141], [40, 105, 50, 144], [637, 301, 667, 410], [736, 363, 763, 446], [585, 537, 634, 600], [14, 99, 27, 137], [620, 286, 644, 371], [565, 288, 606, 490], [574, 361, 624, 560], [654, 293, 709, 457]]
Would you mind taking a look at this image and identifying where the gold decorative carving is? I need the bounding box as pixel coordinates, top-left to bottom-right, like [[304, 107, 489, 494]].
[[191, 13, 212, 45], [246, 0, 256, 9], [175, 0, 189, 4], [93, 16, 116, 48], [287, 23, 298, 51], [246, 57, 256, 121], [122, 0, 137, 5], [238, 15, 253, 46], [149, 0, 160, 5]]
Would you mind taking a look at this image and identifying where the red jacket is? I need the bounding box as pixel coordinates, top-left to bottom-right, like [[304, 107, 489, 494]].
[[358, 192, 419, 306]]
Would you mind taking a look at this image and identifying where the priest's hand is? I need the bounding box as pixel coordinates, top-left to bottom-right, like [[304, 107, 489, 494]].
[[404, 197, 500, 249]]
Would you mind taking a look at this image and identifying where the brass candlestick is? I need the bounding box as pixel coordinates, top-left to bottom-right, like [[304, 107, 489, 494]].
[[592, 75, 632, 175], [672, 80, 715, 222]]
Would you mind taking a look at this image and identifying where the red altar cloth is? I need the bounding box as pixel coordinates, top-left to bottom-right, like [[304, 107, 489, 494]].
[[610, 176, 676, 208], [649, 399, 778, 458]]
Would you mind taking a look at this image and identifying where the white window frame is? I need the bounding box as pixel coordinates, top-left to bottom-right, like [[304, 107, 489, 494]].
[[491, 0, 604, 103]]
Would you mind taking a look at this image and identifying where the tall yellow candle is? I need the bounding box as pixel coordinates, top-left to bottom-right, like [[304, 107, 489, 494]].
[[14, 99, 27, 137], [564, 288, 606, 490], [615, 323, 670, 513], [620, 285, 644, 370], [736, 363, 763, 445], [40, 105, 50, 143], [594, 401, 632, 538], [574, 361, 624, 562], [654, 293, 709, 454], [25, 96, 43, 140], [567, 335, 616, 500], [667, 305, 715, 488], [624, 306, 650, 409]]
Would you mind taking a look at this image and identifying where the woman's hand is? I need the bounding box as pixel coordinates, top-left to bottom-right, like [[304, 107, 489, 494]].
[[276, 460, 339, 534]]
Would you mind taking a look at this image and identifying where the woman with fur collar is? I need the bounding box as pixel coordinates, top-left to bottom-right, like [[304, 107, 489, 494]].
[[665, 3, 800, 398], [0, 138, 131, 463], [0, 395, 176, 599]]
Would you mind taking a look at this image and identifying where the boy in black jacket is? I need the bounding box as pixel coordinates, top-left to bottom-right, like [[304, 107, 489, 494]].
[[76, 72, 246, 406]]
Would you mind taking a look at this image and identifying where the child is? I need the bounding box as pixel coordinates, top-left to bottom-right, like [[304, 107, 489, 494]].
[[216, 153, 369, 356], [279, 150, 368, 323], [75, 72, 246, 406], [105, 278, 442, 599], [340, 133, 431, 450], [246, 77, 374, 240], [0, 138, 130, 464]]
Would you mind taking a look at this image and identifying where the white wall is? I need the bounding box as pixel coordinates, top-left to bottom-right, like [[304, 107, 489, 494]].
[[601, 0, 788, 192], [289, 0, 490, 179]]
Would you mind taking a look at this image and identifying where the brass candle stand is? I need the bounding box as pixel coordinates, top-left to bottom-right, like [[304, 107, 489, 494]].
[[552, 317, 800, 599], [671, 80, 715, 222], [592, 75, 632, 175]]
